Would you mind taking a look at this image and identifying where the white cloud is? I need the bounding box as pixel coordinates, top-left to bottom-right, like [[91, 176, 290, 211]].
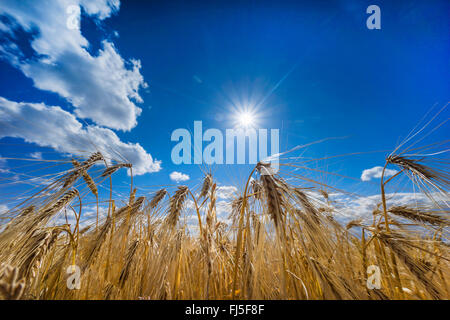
[[183, 200, 231, 234], [217, 186, 238, 199], [170, 171, 190, 183], [0, 1, 162, 175], [0, 204, 8, 215], [361, 166, 398, 181], [331, 192, 446, 225], [29, 152, 43, 159], [0, 97, 161, 175], [216, 200, 232, 219], [51, 204, 109, 229], [79, 0, 120, 19], [0, 0, 146, 131]]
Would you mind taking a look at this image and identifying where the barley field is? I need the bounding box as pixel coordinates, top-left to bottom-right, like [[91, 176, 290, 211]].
[[0, 131, 448, 300], [0, 0, 448, 303]]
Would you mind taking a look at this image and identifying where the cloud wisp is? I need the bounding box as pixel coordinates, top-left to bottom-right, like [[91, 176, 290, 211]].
[[29, 152, 43, 160]]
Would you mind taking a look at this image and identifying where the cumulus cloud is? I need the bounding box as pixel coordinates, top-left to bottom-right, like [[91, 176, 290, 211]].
[[0, 0, 146, 131], [361, 166, 398, 181], [217, 186, 238, 199], [170, 171, 190, 183], [0, 1, 162, 175], [0, 97, 161, 175], [330, 192, 445, 225]]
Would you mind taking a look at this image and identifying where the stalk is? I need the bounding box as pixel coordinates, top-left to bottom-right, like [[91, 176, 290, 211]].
[[187, 189, 204, 237], [231, 166, 257, 299]]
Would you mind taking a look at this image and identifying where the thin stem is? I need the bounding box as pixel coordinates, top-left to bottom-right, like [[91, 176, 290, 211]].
[[380, 161, 391, 233], [231, 166, 257, 299], [187, 189, 203, 237], [129, 167, 133, 201], [383, 168, 404, 186]]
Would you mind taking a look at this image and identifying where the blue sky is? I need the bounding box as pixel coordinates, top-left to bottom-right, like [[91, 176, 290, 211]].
[[0, 0, 448, 215]]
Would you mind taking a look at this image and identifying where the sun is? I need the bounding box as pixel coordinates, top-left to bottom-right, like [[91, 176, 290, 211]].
[[239, 112, 254, 127], [235, 110, 256, 128]]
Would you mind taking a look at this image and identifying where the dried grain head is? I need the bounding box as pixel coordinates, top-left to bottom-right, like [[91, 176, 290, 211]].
[[40, 189, 79, 221], [378, 231, 442, 299], [199, 173, 213, 199], [16, 228, 61, 279], [83, 152, 103, 168], [259, 174, 285, 228], [346, 219, 363, 230], [0, 264, 25, 300], [82, 217, 112, 271], [388, 205, 448, 226], [101, 163, 132, 178], [81, 171, 98, 197], [166, 186, 189, 227], [118, 239, 140, 288], [251, 179, 263, 200], [293, 188, 322, 226], [206, 184, 217, 230], [149, 189, 167, 209], [229, 196, 244, 225], [72, 158, 98, 196], [387, 155, 449, 193]]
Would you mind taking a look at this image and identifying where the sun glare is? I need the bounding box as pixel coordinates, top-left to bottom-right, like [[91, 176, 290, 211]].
[[236, 110, 256, 128]]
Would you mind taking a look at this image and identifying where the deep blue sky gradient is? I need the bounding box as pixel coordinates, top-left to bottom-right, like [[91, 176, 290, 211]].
[[0, 0, 448, 197]]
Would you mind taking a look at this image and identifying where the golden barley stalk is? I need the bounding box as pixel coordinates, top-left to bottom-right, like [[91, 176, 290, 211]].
[[149, 189, 168, 209], [0, 264, 26, 300]]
